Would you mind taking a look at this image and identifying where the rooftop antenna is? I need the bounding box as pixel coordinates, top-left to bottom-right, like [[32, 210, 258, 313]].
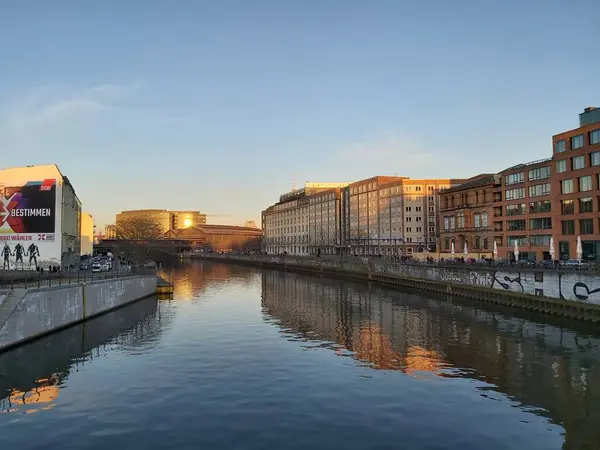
[[292, 171, 296, 192]]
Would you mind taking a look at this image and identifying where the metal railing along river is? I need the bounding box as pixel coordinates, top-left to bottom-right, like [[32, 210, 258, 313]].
[[0, 266, 157, 290], [190, 252, 599, 273]]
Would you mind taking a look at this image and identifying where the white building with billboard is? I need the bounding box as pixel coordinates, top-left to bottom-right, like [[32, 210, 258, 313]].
[[0, 164, 82, 270]]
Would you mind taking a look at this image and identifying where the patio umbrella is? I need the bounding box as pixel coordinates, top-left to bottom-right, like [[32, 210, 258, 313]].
[[577, 236, 583, 261], [513, 241, 519, 262], [493, 240, 498, 259], [549, 237, 555, 261], [451, 241, 455, 257], [463, 242, 468, 257]]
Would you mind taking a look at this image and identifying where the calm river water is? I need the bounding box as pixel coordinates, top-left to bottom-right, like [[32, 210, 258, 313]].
[[1, 261, 600, 449]]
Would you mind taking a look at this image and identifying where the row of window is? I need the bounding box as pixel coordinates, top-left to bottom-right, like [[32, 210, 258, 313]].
[[555, 129, 600, 153], [505, 182, 552, 200], [444, 237, 490, 250], [504, 166, 552, 186], [351, 184, 446, 196], [443, 213, 489, 231], [556, 150, 600, 173], [506, 218, 552, 231], [505, 201, 552, 216], [560, 175, 595, 194], [561, 219, 595, 235], [561, 197, 594, 214]]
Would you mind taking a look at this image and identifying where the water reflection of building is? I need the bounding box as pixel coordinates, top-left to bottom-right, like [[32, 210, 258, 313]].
[[262, 271, 447, 375], [261, 271, 600, 450], [160, 260, 259, 300], [4, 375, 60, 414], [0, 297, 169, 414]]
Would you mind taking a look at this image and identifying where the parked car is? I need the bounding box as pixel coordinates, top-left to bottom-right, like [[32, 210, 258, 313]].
[[564, 259, 589, 269], [92, 263, 102, 272], [540, 260, 557, 268]]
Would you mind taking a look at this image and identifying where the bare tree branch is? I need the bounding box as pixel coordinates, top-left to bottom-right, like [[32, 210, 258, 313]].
[[116, 217, 164, 240]]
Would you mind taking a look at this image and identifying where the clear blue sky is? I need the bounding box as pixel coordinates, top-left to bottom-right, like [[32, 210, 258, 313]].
[[1, 0, 598, 229]]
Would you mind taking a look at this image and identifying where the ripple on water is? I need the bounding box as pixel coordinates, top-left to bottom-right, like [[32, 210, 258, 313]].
[[1, 263, 596, 450]]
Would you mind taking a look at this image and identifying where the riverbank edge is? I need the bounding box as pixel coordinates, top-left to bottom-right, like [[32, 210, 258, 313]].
[[195, 255, 600, 323], [0, 275, 158, 354]]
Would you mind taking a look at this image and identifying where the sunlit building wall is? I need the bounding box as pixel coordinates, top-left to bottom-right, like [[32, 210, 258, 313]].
[[171, 211, 207, 229], [115, 209, 207, 234], [263, 182, 349, 255], [105, 224, 117, 239], [346, 176, 466, 256], [80, 213, 94, 255]]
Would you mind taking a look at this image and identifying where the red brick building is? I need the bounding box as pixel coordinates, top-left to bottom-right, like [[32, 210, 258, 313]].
[[440, 106, 600, 262], [551, 107, 600, 260], [439, 174, 500, 257], [494, 158, 553, 261]]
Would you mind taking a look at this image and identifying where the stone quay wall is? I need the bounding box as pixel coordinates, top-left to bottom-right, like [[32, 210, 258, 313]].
[[195, 254, 600, 322], [0, 275, 157, 352]]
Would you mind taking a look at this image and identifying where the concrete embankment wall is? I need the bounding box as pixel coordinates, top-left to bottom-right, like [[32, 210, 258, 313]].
[[196, 255, 600, 322], [0, 275, 156, 352]]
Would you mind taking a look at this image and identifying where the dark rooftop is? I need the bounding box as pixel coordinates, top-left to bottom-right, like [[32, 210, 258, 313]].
[[440, 174, 498, 194]]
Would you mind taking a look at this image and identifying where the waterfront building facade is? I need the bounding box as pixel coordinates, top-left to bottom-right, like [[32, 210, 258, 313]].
[[308, 188, 343, 255], [0, 164, 81, 270], [262, 182, 349, 255], [439, 174, 500, 257], [496, 158, 553, 261], [439, 106, 600, 261], [345, 176, 465, 256], [551, 106, 600, 260]]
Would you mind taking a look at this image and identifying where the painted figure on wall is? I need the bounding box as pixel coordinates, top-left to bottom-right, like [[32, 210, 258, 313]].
[[1, 243, 13, 270], [27, 243, 40, 269], [14, 243, 25, 268]]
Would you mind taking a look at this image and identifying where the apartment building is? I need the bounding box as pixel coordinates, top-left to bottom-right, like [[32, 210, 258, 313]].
[[308, 188, 343, 255], [439, 174, 500, 256], [551, 106, 600, 260], [493, 159, 553, 261], [263, 182, 348, 255], [345, 176, 465, 256], [439, 106, 600, 262]]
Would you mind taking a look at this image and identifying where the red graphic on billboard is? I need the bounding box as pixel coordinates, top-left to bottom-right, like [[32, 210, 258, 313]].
[[0, 180, 56, 234]]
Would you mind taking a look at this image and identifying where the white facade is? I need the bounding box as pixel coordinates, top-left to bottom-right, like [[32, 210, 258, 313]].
[[308, 190, 340, 255], [263, 182, 349, 256], [264, 197, 310, 255], [0, 164, 81, 270]]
